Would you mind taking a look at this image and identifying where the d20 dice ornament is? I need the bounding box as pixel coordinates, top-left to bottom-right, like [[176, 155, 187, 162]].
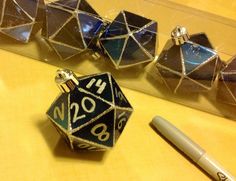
[[46, 69, 133, 151], [156, 26, 221, 93], [217, 56, 236, 105], [42, 0, 104, 60], [99, 10, 158, 69], [0, 0, 44, 43]]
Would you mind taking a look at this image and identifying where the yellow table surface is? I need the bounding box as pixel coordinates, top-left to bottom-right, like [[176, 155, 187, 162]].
[[1, 1, 236, 181]]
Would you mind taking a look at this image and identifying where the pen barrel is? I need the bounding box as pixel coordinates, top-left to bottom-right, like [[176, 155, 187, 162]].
[[198, 153, 235, 181], [152, 116, 205, 162]]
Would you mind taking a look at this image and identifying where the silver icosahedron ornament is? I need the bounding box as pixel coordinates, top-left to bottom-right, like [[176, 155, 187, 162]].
[[46, 69, 133, 151], [156, 26, 221, 93], [0, 0, 44, 43]]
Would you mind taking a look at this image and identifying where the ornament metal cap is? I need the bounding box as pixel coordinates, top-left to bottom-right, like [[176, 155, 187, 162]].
[[55, 69, 79, 93], [171, 26, 190, 45]]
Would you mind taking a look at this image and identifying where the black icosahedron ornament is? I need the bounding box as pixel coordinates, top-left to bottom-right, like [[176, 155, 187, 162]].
[[43, 0, 103, 60], [217, 56, 236, 105], [156, 26, 221, 93], [0, 0, 44, 43], [100, 10, 157, 69], [46, 69, 133, 151]]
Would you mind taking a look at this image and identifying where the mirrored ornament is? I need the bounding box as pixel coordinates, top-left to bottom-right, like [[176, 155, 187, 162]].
[[42, 0, 104, 60], [156, 26, 221, 93], [46, 69, 133, 151], [99, 10, 158, 69], [217, 56, 236, 105], [0, 0, 45, 43]]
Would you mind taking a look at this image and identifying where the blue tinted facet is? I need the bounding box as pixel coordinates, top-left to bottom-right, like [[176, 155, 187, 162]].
[[102, 38, 125, 62], [157, 40, 182, 73], [181, 42, 216, 74], [46, 93, 69, 130], [101, 13, 127, 38], [133, 22, 157, 57], [78, 13, 103, 45], [54, 18, 84, 49], [120, 37, 150, 66], [1, 25, 32, 42]]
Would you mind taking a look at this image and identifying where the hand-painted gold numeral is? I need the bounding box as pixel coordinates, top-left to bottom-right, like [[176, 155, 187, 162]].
[[118, 112, 127, 130], [77, 143, 106, 151], [91, 123, 110, 142], [115, 88, 127, 102], [70, 102, 85, 123], [81, 97, 96, 113], [53, 103, 65, 121], [70, 97, 96, 123], [86, 78, 107, 94], [77, 143, 97, 150]]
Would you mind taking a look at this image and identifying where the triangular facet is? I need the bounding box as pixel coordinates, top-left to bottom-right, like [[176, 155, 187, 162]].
[[72, 137, 104, 151], [79, 0, 98, 16], [157, 41, 182, 73], [78, 73, 113, 103], [133, 22, 157, 57], [46, 6, 72, 37], [224, 58, 236, 72], [52, 0, 78, 10], [181, 42, 216, 74], [111, 76, 132, 108], [101, 38, 126, 62], [217, 78, 236, 105], [120, 37, 150, 66], [46, 93, 69, 130], [188, 57, 217, 88], [78, 12, 103, 45], [177, 77, 208, 92], [15, 0, 38, 18], [51, 42, 80, 60], [1, 0, 32, 28], [54, 18, 85, 49], [69, 88, 111, 130], [157, 66, 182, 92], [222, 74, 236, 95], [101, 13, 127, 38], [72, 109, 115, 147], [114, 108, 132, 142], [1, 24, 33, 42], [124, 11, 151, 32], [190, 33, 213, 49]]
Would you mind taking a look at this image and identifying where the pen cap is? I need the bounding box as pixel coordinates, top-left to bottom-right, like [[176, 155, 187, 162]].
[[151, 116, 205, 162]]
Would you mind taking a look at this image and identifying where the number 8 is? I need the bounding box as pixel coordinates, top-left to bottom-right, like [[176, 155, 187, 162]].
[[91, 123, 110, 142]]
